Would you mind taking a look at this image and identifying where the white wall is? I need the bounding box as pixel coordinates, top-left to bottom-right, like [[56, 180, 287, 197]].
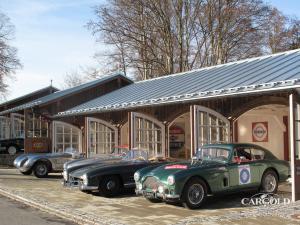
[[236, 105, 288, 160]]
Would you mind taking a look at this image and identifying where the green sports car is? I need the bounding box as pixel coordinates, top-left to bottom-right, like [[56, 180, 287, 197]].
[[135, 143, 290, 209]]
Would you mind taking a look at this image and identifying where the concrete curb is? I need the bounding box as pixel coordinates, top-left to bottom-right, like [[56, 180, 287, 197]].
[[0, 187, 125, 225]]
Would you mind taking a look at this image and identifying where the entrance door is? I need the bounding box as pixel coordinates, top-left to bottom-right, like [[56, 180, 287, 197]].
[[131, 112, 165, 158], [53, 121, 82, 153], [192, 105, 230, 155], [86, 117, 118, 157]]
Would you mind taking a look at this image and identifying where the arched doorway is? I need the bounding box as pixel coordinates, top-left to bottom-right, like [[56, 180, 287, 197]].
[[192, 105, 230, 156], [168, 112, 190, 159], [131, 112, 165, 157], [233, 104, 289, 160], [52, 121, 82, 153], [86, 117, 118, 157]]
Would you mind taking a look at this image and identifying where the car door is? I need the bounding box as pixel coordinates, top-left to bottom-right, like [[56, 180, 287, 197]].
[[51, 154, 71, 171], [228, 147, 262, 190]]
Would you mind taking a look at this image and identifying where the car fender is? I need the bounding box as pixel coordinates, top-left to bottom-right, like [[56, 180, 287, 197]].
[[173, 168, 216, 196], [23, 156, 52, 171]]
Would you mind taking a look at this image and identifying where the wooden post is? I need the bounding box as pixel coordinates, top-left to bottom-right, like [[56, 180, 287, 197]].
[[190, 105, 196, 158], [128, 112, 133, 149]]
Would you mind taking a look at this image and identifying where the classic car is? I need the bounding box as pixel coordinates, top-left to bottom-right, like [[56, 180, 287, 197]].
[[135, 143, 290, 209], [63, 145, 129, 186], [68, 149, 175, 197], [14, 148, 84, 178], [0, 138, 24, 155]]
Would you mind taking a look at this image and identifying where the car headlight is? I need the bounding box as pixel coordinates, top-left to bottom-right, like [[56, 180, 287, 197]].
[[158, 185, 164, 194], [137, 183, 143, 190], [80, 174, 88, 186], [167, 175, 175, 185], [63, 170, 68, 181], [134, 172, 140, 182]]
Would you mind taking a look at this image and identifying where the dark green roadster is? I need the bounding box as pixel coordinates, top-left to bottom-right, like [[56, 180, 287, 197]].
[[135, 143, 290, 209]]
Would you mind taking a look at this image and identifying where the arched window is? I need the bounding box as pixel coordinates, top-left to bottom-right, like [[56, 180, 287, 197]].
[[53, 121, 82, 153], [131, 112, 165, 157], [0, 116, 10, 140], [86, 117, 118, 157], [193, 106, 230, 150]]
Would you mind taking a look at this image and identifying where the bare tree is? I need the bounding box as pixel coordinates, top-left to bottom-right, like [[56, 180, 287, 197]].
[[262, 8, 300, 53], [61, 70, 85, 89], [61, 66, 120, 89], [88, 0, 270, 80], [0, 12, 21, 99]]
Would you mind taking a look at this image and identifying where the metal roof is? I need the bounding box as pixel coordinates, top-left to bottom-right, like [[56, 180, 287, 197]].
[[0, 73, 132, 115], [0, 86, 59, 108], [56, 49, 300, 116]]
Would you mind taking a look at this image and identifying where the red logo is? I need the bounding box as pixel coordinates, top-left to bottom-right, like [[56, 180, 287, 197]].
[[165, 165, 187, 169]]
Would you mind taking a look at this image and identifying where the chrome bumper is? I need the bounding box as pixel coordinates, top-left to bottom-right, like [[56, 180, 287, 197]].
[[79, 184, 98, 191], [136, 189, 180, 200]]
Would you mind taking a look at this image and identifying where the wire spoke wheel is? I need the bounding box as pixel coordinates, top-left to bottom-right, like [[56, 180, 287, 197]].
[[183, 178, 207, 209], [260, 170, 278, 194], [263, 174, 277, 193], [188, 184, 204, 205]]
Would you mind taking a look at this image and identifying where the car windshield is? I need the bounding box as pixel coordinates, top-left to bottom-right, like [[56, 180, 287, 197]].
[[196, 147, 230, 163], [64, 147, 79, 154], [122, 149, 148, 161], [111, 146, 128, 156]]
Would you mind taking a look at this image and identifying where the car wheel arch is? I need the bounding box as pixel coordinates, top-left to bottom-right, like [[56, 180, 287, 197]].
[[34, 159, 52, 172], [181, 175, 212, 196], [262, 167, 279, 180]]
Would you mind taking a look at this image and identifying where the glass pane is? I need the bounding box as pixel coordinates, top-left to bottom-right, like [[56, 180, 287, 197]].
[[210, 115, 217, 126], [64, 134, 70, 143]]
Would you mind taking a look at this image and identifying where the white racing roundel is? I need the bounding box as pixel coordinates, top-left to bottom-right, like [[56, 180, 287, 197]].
[[239, 165, 251, 185]]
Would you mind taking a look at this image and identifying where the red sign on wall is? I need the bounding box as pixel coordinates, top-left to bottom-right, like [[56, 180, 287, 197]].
[[252, 122, 268, 142]]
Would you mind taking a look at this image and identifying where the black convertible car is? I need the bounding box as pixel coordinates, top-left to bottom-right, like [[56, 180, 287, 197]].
[[68, 149, 174, 197]]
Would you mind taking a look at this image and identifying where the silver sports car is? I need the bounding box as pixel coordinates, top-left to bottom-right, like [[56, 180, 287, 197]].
[[14, 148, 84, 178]]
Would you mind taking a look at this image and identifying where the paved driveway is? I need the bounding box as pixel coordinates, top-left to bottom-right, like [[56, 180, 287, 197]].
[[0, 168, 299, 225], [0, 195, 75, 225]]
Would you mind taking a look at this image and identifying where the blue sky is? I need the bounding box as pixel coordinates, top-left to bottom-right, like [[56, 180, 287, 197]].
[[0, 0, 300, 101]]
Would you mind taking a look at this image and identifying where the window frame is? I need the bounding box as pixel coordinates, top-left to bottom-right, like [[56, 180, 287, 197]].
[[52, 121, 82, 153], [86, 117, 118, 157], [131, 112, 165, 157]]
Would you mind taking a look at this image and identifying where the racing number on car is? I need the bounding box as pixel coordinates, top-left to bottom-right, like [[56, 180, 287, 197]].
[[238, 165, 251, 185]]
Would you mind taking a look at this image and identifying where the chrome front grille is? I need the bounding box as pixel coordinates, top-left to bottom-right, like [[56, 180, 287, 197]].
[[143, 176, 162, 190], [68, 176, 81, 187]]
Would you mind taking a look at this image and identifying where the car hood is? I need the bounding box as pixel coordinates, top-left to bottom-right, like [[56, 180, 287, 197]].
[[65, 156, 121, 170], [144, 160, 225, 181], [70, 160, 148, 178]]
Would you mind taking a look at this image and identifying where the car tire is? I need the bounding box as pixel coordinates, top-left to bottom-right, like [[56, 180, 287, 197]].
[[99, 176, 121, 197], [260, 170, 278, 193], [21, 170, 32, 175], [7, 146, 17, 155], [33, 162, 49, 178], [182, 177, 207, 209]]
